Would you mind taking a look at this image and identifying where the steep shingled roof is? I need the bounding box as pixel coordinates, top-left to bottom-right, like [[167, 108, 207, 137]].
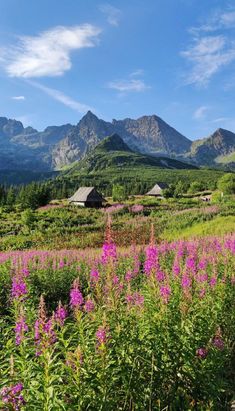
[[146, 182, 169, 196], [69, 187, 105, 202]]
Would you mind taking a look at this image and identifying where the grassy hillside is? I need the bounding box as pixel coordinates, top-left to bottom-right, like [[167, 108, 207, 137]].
[[56, 135, 225, 195], [215, 151, 235, 165]]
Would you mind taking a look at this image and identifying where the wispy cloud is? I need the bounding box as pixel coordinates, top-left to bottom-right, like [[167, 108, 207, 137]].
[[28, 80, 93, 113], [11, 95, 25, 100], [130, 69, 145, 77], [193, 105, 209, 120], [108, 70, 150, 93], [181, 35, 235, 86], [1, 24, 101, 78], [211, 117, 230, 123], [182, 7, 235, 86], [99, 4, 121, 26], [190, 8, 235, 33], [108, 78, 150, 92]]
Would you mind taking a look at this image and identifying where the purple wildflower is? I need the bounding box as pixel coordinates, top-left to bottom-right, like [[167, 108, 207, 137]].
[[102, 218, 117, 264], [130, 204, 144, 213], [144, 245, 158, 275], [14, 315, 28, 345], [160, 285, 171, 303], [181, 274, 191, 289], [196, 347, 208, 359], [112, 275, 119, 285], [70, 281, 84, 309], [55, 302, 67, 326], [209, 277, 217, 287], [156, 270, 165, 282], [212, 334, 224, 350], [34, 295, 56, 355], [125, 271, 132, 282], [126, 292, 144, 307], [11, 276, 27, 300], [96, 326, 108, 346], [173, 261, 180, 276], [90, 269, 99, 283], [84, 299, 95, 313], [0, 383, 25, 410]]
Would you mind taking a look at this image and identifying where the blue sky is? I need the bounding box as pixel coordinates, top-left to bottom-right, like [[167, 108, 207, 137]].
[[0, 0, 235, 140]]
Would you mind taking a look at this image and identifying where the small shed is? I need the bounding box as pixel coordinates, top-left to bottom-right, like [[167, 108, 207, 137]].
[[68, 187, 106, 208], [146, 182, 169, 198]]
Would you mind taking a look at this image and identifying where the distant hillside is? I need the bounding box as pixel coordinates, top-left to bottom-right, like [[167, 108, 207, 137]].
[[188, 128, 235, 167], [64, 134, 197, 176], [52, 135, 223, 197]]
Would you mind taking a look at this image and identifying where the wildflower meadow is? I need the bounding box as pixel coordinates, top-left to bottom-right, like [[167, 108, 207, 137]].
[[0, 223, 234, 410]]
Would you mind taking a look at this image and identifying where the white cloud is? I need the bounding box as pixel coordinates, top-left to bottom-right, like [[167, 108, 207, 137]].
[[190, 9, 235, 33], [11, 95, 25, 100], [2, 24, 101, 78], [28, 80, 94, 113], [181, 35, 235, 86], [220, 11, 235, 28], [193, 105, 209, 120], [130, 69, 145, 77], [100, 4, 121, 26], [108, 71, 150, 93], [211, 117, 230, 123]]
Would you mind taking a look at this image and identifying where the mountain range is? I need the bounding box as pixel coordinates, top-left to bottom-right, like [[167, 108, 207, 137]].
[[0, 111, 235, 171]]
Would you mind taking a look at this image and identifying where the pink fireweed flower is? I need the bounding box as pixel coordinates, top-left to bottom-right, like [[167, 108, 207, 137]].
[[55, 302, 67, 326], [0, 383, 25, 410], [84, 299, 95, 313], [130, 204, 144, 213], [186, 257, 196, 275], [125, 271, 132, 282], [102, 242, 117, 264], [102, 217, 117, 264], [126, 294, 134, 304], [70, 281, 84, 309], [156, 270, 165, 282], [196, 347, 208, 359], [34, 295, 56, 355], [34, 318, 56, 356], [96, 326, 108, 346], [11, 276, 27, 301], [160, 285, 171, 303], [197, 273, 208, 283], [144, 245, 158, 275], [197, 259, 207, 270], [172, 261, 180, 276], [59, 260, 65, 269], [90, 269, 100, 283], [209, 277, 217, 287], [14, 315, 28, 345], [22, 268, 30, 277], [144, 223, 158, 275], [112, 275, 119, 285], [181, 274, 192, 289], [212, 336, 224, 350]]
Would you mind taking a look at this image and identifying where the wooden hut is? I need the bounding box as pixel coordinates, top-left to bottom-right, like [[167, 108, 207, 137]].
[[146, 182, 169, 198], [68, 187, 106, 208]]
